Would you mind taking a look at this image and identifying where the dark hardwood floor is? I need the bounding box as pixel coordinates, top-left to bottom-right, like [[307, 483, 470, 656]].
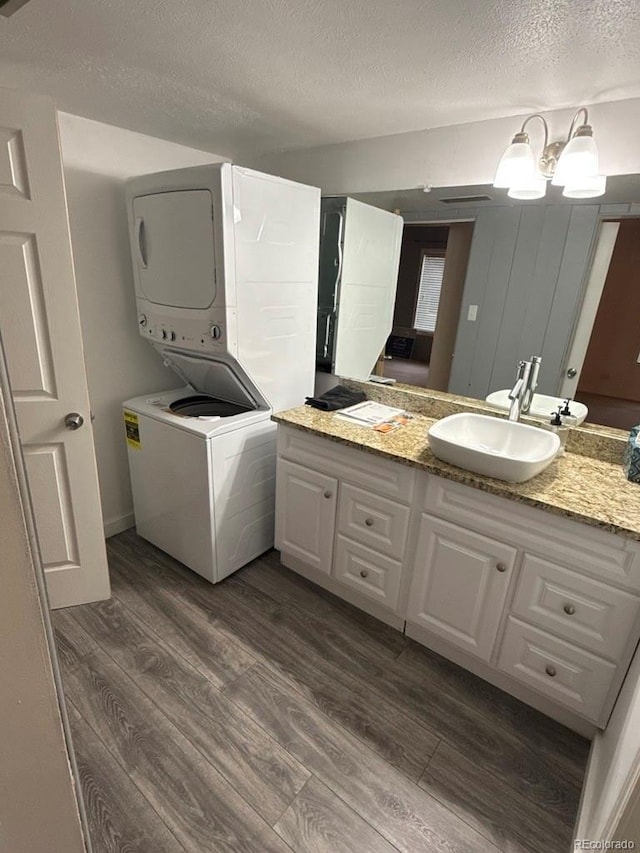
[[52, 529, 589, 853]]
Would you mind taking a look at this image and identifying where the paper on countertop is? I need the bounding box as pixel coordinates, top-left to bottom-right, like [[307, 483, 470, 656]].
[[334, 400, 407, 427]]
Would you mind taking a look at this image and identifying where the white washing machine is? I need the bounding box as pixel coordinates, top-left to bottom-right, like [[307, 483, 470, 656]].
[[122, 164, 320, 582]]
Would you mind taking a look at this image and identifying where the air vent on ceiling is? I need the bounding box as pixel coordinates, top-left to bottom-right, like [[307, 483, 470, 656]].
[[0, 0, 31, 17], [440, 194, 493, 204]]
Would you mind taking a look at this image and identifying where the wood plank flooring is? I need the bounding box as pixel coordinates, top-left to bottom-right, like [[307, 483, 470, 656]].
[[52, 529, 589, 853]]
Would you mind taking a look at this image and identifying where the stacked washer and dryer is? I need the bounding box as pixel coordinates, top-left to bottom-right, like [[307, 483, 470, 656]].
[[122, 164, 320, 583]]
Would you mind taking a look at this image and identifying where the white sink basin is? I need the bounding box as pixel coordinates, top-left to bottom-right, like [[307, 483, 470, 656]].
[[485, 390, 588, 425], [428, 413, 561, 483]]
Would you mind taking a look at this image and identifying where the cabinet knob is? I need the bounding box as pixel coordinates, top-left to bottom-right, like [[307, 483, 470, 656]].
[[545, 665, 557, 678], [496, 562, 507, 573], [563, 603, 576, 616], [323, 490, 332, 499], [359, 570, 369, 578], [364, 518, 374, 527]]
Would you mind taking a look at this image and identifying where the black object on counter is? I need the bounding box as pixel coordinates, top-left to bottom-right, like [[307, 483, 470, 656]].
[[305, 385, 367, 411]]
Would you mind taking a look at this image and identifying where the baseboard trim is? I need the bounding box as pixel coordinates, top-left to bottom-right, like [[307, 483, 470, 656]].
[[104, 512, 135, 539]]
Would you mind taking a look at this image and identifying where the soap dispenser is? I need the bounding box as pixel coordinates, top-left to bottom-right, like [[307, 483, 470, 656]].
[[549, 407, 569, 455], [560, 398, 578, 427]]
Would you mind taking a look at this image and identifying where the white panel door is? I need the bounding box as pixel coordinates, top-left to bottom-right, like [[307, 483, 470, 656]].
[[333, 199, 403, 380], [560, 220, 619, 398], [407, 514, 517, 661], [275, 459, 337, 574], [0, 88, 109, 608]]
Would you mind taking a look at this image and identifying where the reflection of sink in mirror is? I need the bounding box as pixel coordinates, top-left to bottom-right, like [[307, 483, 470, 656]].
[[428, 413, 561, 483], [485, 391, 588, 426]]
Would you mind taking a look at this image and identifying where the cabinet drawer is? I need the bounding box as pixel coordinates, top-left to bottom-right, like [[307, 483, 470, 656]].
[[337, 484, 410, 560], [512, 555, 640, 661], [498, 617, 616, 722], [277, 426, 415, 502], [334, 535, 402, 610]]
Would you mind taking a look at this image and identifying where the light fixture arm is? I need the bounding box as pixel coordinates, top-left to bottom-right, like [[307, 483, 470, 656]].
[[519, 113, 549, 151], [567, 107, 589, 140]]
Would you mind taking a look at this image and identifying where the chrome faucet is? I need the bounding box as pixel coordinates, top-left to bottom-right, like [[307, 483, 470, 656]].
[[521, 356, 542, 414], [508, 360, 532, 422], [508, 356, 542, 421]]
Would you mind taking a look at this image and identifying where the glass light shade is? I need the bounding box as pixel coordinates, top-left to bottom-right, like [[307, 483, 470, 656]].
[[551, 134, 599, 186], [562, 174, 607, 199], [493, 142, 536, 188], [508, 176, 548, 200]]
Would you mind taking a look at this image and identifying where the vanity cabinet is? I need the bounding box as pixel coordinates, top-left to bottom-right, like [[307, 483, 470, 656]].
[[275, 424, 640, 732]]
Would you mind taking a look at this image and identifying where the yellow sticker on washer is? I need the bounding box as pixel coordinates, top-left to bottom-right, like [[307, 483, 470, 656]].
[[124, 410, 141, 449]]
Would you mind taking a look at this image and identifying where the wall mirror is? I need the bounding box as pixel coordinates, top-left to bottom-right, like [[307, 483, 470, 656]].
[[343, 175, 640, 433]]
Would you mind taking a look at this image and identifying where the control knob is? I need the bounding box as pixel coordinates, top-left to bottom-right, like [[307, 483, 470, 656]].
[[210, 324, 222, 340], [138, 313, 148, 328]]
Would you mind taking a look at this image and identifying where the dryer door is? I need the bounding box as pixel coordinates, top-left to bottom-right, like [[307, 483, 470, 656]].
[[132, 189, 217, 309]]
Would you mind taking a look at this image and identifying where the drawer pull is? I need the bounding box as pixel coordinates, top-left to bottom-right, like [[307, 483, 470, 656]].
[[364, 518, 374, 527], [545, 665, 557, 678], [359, 570, 369, 578], [563, 603, 576, 616], [496, 562, 507, 573], [323, 490, 333, 499]]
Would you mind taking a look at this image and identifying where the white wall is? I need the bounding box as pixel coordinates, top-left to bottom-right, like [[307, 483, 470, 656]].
[[577, 644, 640, 842], [255, 97, 640, 194], [59, 113, 227, 536]]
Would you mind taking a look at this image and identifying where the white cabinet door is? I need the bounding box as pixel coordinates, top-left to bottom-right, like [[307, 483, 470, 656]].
[[0, 87, 109, 609], [275, 459, 337, 574], [407, 514, 517, 661]]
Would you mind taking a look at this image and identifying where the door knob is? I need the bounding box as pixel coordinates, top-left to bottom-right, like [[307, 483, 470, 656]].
[[64, 412, 84, 431], [566, 367, 577, 378]]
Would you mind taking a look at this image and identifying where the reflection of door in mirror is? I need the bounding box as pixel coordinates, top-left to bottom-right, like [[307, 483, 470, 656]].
[[383, 222, 474, 390], [566, 218, 640, 430]]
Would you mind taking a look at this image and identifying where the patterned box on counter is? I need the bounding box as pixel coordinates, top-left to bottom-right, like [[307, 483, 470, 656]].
[[623, 424, 640, 484]]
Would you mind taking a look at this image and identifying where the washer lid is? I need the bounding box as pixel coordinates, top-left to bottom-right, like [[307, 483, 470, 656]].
[[156, 346, 267, 410]]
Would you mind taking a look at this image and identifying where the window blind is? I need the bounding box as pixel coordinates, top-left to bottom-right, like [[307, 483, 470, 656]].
[[414, 253, 446, 332]]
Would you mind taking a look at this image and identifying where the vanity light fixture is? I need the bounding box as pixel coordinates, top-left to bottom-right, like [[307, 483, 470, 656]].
[[493, 108, 606, 200]]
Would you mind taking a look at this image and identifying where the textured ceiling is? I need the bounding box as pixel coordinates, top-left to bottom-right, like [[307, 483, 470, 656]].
[[1, 0, 639, 159]]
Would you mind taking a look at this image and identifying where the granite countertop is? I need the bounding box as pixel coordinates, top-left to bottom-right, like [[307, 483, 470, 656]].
[[272, 404, 640, 542]]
